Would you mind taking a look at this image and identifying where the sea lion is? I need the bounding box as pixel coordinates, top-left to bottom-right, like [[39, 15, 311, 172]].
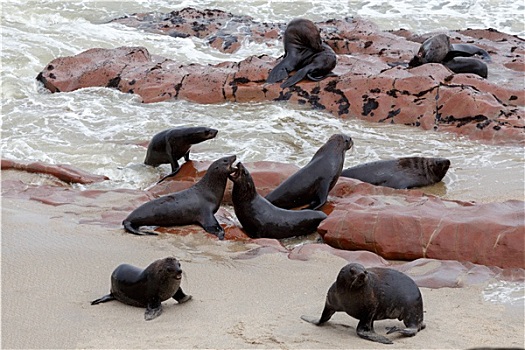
[[122, 155, 236, 238], [229, 162, 327, 239], [301, 263, 425, 344], [408, 34, 490, 78], [267, 18, 337, 88], [340, 157, 450, 189], [91, 257, 192, 321], [265, 134, 353, 210], [144, 126, 218, 183]]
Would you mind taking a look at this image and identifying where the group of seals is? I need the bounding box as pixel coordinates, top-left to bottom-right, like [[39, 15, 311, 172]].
[[301, 263, 425, 344], [266, 18, 337, 88], [408, 33, 491, 78], [341, 156, 451, 189], [144, 126, 218, 183], [91, 257, 192, 320], [123, 155, 236, 239]]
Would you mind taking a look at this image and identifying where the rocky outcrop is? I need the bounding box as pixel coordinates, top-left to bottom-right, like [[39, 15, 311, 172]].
[[37, 10, 524, 144]]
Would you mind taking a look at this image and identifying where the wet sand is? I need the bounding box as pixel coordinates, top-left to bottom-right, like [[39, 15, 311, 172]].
[[2, 196, 524, 349]]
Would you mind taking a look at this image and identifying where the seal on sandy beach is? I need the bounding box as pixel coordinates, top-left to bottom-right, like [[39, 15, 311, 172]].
[[229, 162, 327, 239], [266, 18, 337, 88], [408, 33, 490, 78], [91, 257, 192, 321], [301, 263, 425, 344], [340, 157, 450, 189], [265, 134, 353, 210], [144, 126, 218, 183], [123, 155, 236, 239]]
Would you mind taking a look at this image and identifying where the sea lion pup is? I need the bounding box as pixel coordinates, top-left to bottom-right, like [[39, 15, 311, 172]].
[[340, 157, 451, 189], [301, 263, 425, 345], [408, 33, 490, 78], [229, 162, 327, 239], [91, 257, 192, 321], [144, 126, 218, 183], [265, 134, 353, 210], [267, 18, 337, 88], [122, 155, 236, 239]]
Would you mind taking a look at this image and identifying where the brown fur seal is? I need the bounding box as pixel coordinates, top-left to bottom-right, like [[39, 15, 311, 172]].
[[91, 257, 192, 321], [340, 157, 450, 189], [144, 126, 218, 183], [267, 18, 337, 88], [265, 134, 353, 210], [229, 162, 327, 239], [301, 263, 425, 344], [408, 33, 490, 78], [123, 155, 236, 239]]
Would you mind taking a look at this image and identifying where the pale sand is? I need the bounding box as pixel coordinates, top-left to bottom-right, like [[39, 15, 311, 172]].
[[2, 196, 524, 349]]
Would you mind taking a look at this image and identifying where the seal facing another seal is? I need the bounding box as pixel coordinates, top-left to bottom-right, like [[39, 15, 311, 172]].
[[265, 134, 353, 210], [91, 257, 192, 321], [267, 18, 337, 88], [229, 162, 327, 239], [123, 155, 236, 238], [301, 263, 425, 344], [144, 126, 218, 183], [340, 157, 450, 189]]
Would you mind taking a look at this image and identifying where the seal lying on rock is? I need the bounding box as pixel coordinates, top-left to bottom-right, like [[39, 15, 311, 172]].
[[340, 157, 450, 189], [408, 33, 490, 78], [144, 126, 218, 183], [265, 134, 353, 210], [267, 18, 337, 88], [91, 257, 192, 321], [123, 155, 236, 238], [301, 263, 425, 344], [230, 162, 327, 239]]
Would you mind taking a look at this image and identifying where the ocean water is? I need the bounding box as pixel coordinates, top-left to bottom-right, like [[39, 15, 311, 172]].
[[1, 0, 524, 307]]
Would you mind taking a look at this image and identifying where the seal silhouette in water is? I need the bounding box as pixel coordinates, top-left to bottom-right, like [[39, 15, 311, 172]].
[[267, 18, 337, 88], [144, 126, 218, 183], [91, 257, 192, 321], [408, 33, 490, 78], [340, 157, 450, 189], [229, 162, 327, 239], [265, 134, 353, 210], [301, 263, 425, 344], [123, 155, 236, 238]]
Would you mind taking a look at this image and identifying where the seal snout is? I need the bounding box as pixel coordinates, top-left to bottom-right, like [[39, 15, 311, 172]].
[[228, 161, 243, 181]]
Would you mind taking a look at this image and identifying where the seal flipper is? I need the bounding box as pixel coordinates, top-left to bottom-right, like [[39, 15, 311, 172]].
[[386, 325, 418, 336], [91, 294, 115, 305], [356, 319, 393, 344], [200, 213, 225, 240], [301, 304, 336, 325], [157, 167, 181, 184], [122, 220, 159, 236], [281, 65, 311, 88], [145, 299, 163, 321], [173, 287, 192, 303]]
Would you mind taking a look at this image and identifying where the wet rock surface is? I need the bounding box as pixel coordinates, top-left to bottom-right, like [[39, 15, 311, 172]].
[[36, 10, 524, 144]]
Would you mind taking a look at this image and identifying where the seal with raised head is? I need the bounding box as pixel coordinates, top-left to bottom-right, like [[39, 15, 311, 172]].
[[408, 33, 490, 78], [229, 162, 327, 239], [91, 257, 192, 321], [265, 134, 353, 210], [340, 157, 450, 189], [144, 126, 218, 183], [267, 18, 337, 88], [301, 263, 425, 344], [123, 155, 236, 238]]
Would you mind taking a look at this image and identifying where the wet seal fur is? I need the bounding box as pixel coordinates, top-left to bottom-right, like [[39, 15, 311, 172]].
[[340, 157, 450, 189], [267, 18, 337, 88], [301, 263, 425, 344], [229, 162, 327, 239], [408, 33, 490, 78], [144, 126, 218, 183], [123, 155, 236, 238], [91, 257, 192, 321], [265, 134, 353, 210]]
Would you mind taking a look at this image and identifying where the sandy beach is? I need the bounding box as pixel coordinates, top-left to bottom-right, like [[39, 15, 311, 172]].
[[2, 193, 524, 349]]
